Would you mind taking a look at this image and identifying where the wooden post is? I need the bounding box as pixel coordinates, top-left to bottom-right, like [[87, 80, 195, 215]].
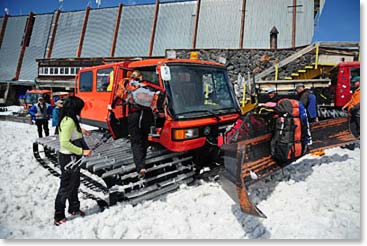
[[239, 0, 247, 49], [148, 0, 160, 57], [46, 9, 60, 58], [292, 0, 296, 48], [0, 14, 9, 49], [14, 12, 35, 80], [192, 0, 201, 49], [110, 3, 123, 57], [270, 26, 279, 50], [76, 6, 90, 58]]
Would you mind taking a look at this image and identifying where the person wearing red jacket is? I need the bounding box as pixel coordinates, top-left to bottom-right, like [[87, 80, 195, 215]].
[[342, 76, 360, 138]]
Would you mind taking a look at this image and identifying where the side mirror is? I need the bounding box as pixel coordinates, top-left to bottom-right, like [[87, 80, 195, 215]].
[[160, 65, 171, 81]]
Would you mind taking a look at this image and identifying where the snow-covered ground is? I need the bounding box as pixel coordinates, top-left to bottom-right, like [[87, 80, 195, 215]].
[[0, 106, 25, 116], [0, 121, 361, 239]]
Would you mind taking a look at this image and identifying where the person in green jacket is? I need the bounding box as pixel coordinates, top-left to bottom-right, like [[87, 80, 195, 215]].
[[54, 96, 92, 226]]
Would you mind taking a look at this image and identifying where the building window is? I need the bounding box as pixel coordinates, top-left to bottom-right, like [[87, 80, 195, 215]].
[[65, 68, 69, 75], [70, 68, 75, 75], [44, 68, 49, 74], [60, 67, 64, 75], [50, 68, 54, 75], [96, 68, 114, 92], [54, 68, 59, 75], [79, 71, 93, 92]]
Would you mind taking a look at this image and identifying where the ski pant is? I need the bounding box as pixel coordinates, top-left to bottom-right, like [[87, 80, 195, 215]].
[[54, 153, 81, 221], [35, 119, 49, 138], [128, 109, 153, 172], [351, 110, 360, 137]]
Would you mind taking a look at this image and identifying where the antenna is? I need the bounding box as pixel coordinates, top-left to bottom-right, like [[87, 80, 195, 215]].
[[58, 0, 63, 10], [4, 8, 9, 15]]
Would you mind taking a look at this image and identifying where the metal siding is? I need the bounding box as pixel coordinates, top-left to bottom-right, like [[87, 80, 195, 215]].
[[82, 8, 117, 57], [19, 14, 53, 81], [52, 11, 85, 58], [0, 16, 27, 81], [243, 0, 293, 49], [296, 0, 314, 47], [196, 0, 242, 48], [153, 1, 196, 56], [114, 5, 155, 57]]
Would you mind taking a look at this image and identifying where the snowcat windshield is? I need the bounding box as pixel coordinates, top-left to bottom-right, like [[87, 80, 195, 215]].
[[165, 65, 238, 119]]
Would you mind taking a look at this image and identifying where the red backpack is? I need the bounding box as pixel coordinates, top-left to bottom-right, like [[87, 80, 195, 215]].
[[271, 99, 303, 163]]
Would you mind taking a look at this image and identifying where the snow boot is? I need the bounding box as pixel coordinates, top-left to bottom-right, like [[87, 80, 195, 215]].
[[138, 168, 146, 179], [54, 218, 67, 226], [68, 209, 86, 217]]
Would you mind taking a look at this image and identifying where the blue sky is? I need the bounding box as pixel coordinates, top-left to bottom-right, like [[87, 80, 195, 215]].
[[312, 0, 360, 42], [0, 0, 160, 15], [0, 0, 360, 42]]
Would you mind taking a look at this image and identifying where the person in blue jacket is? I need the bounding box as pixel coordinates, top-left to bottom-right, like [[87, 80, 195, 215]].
[[52, 99, 64, 135], [29, 97, 53, 138], [296, 84, 319, 123]]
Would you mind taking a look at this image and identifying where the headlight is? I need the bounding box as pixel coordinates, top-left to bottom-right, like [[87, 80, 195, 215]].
[[173, 128, 199, 141]]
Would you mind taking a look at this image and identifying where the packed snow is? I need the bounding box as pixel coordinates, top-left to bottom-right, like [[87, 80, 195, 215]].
[[0, 106, 25, 116], [0, 121, 360, 239]]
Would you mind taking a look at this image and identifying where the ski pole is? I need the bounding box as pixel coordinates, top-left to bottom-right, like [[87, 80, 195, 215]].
[[65, 133, 111, 170]]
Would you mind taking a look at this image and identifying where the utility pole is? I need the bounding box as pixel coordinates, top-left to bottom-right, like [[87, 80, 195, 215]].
[[288, 0, 303, 48]]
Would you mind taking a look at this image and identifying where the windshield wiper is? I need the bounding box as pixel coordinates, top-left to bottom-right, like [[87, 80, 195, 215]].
[[176, 109, 220, 121], [213, 107, 236, 112]]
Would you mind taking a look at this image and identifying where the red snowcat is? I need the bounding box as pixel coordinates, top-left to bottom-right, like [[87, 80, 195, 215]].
[[33, 58, 358, 217]]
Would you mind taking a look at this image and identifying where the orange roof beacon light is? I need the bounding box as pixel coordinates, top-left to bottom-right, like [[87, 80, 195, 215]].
[[190, 51, 199, 60]]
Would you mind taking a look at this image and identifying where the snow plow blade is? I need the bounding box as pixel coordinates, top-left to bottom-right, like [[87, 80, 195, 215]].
[[220, 116, 358, 218]]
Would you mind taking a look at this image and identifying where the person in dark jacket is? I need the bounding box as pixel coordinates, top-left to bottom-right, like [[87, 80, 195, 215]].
[[258, 88, 280, 108], [296, 84, 319, 123], [54, 96, 91, 226], [29, 97, 53, 138], [52, 99, 64, 135], [265, 87, 279, 103], [126, 71, 154, 178]]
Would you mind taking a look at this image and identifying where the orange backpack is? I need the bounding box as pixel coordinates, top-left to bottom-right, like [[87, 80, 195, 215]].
[[271, 99, 303, 163]]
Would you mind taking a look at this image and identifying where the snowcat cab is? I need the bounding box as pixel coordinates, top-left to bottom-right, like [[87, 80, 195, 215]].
[[76, 59, 241, 154], [328, 61, 360, 107], [109, 60, 240, 153], [24, 89, 52, 110]]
